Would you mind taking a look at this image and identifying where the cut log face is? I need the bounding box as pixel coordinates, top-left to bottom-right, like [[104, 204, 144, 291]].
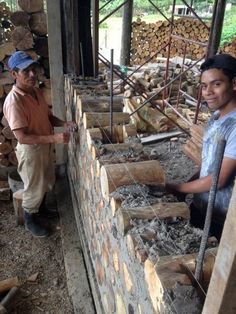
[[11, 26, 34, 50], [100, 160, 165, 200], [18, 0, 44, 13], [0, 277, 20, 294], [29, 12, 47, 36]]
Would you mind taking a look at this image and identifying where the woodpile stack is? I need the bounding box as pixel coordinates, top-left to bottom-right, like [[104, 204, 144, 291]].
[[65, 76, 218, 313], [221, 37, 236, 57], [131, 17, 210, 65], [0, 0, 50, 167]]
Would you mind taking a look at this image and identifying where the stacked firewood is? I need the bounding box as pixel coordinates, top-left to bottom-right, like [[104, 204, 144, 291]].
[[65, 76, 218, 314], [131, 17, 210, 65], [220, 37, 236, 57], [0, 0, 51, 167]]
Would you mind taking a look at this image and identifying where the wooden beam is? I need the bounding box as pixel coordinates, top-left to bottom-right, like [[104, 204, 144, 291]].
[[207, 0, 227, 57], [92, 0, 99, 77], [120, 0, 133, 65], [202, 181, 236, 314], [46, 0, 66, 164]]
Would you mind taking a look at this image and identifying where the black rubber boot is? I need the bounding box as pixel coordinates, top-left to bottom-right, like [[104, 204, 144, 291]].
[[38, 195, 58, 219], [24, 210, 49, 237]]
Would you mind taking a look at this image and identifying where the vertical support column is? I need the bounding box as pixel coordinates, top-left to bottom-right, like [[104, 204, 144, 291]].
[[46, 0, 66, 165], [72, 0, 80, 76], [202, 182, 236, 314], [120, 0, 133, 65], [92, 0, 99, 77], [207, 0, 227, 57], [61, 0, 74, 73]]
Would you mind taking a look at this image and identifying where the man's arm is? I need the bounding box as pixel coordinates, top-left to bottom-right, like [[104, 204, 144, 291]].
[[13, 127, 70, 145], [167, 157, 236, 194], [49, 114, 77, 131]]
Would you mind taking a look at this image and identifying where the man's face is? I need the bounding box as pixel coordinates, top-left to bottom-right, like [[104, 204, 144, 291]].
[[201, 68, 236, 112], [12, 64, 38, 89]]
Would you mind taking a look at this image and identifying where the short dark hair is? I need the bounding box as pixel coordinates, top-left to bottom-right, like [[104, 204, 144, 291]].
[[201, 54, 236, 81]]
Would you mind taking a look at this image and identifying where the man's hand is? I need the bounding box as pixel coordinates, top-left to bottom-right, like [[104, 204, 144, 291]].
[[64, 121, 78, 132], [166, 183, 187, 202], [54, 132, 70, 144]]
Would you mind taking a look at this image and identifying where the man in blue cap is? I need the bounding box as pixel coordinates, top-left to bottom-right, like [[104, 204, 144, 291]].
[[167, 53, 236, 239], [4, 51, 77, 237]]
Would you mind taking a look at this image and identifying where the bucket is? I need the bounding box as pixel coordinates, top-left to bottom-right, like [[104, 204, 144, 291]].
[[8, 169, 24, 193]]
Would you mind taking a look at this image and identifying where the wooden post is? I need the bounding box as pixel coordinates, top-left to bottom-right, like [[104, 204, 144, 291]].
[[207, 0, 227, 57], [92, 0, 99, 77], [202, 182, 236, 314], [46, 0, 66, 165], [120, 0, 133, 65]]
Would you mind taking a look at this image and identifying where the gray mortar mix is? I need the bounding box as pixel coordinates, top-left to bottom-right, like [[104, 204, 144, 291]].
[[111, 183, 216, 314]]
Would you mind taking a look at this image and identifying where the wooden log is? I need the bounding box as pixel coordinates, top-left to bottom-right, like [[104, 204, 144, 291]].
[[86, 128, 103, 150], [29, 12, 47, 36], [110, 197, 123, 216], [77, 97, 123, 118], [144, 248, 217, 313], [0, 42, 15, 61], [123, 262, 133, 293], [116, 202, 190, 235], [83, 112, 130, 129], [0, 142, 12, 154], [0, 277, 20, 294], [91, 142, 143, 159], [13, 189, 24, 225], [0, 181, 10, 200], [18, 0, 44, 13], [11, 26, 34, 50], [10, 11, 30, 26], [100, 160, 165, 200], [0, 155, 9, 167], [34, 36, 48, 58], [1, 126, 15, 140]]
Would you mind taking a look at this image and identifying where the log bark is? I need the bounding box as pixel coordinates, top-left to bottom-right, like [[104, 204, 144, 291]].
[[116, 202, 190, 235], [0, 277, 20, 294], [100, 160, 165, 200], [83, 112, 130, 129], [0, 142, 12, 154], [13, 189, 24, 225], [18, 0, 44, 13], [123, 262, 133, 293]]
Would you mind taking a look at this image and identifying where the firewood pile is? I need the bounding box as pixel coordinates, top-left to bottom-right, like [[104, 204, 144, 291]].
[[220, 37, 236, 57], [65, 76, 218, 313], [0, 0, 50, 167], [131, 17, 210, 65]]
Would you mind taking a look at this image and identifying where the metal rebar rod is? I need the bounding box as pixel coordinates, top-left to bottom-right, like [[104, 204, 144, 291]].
[[99, 0, 113, 11], [110, 49, 114, 141], [195, 138, 226, 282], [129, 56, 204, 116], [98, 53, 191, 136], [113, 42, 169, 91], [99, 0, 128, 25], [147, 0, 174, 26], [79, 42, 85, 81], [171, 34, 208, 47], [181, 0, 210, 30]]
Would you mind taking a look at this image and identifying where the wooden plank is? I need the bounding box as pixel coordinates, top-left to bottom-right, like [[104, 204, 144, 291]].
[[202, 181, 236, 314]]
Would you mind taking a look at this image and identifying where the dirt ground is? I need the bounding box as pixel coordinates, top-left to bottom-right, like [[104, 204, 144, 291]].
[[0, 195, 74, 314], [0, 134, 196, 314]]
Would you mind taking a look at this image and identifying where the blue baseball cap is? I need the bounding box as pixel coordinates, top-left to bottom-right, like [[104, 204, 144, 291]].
[[8, 51, 38, 70]]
